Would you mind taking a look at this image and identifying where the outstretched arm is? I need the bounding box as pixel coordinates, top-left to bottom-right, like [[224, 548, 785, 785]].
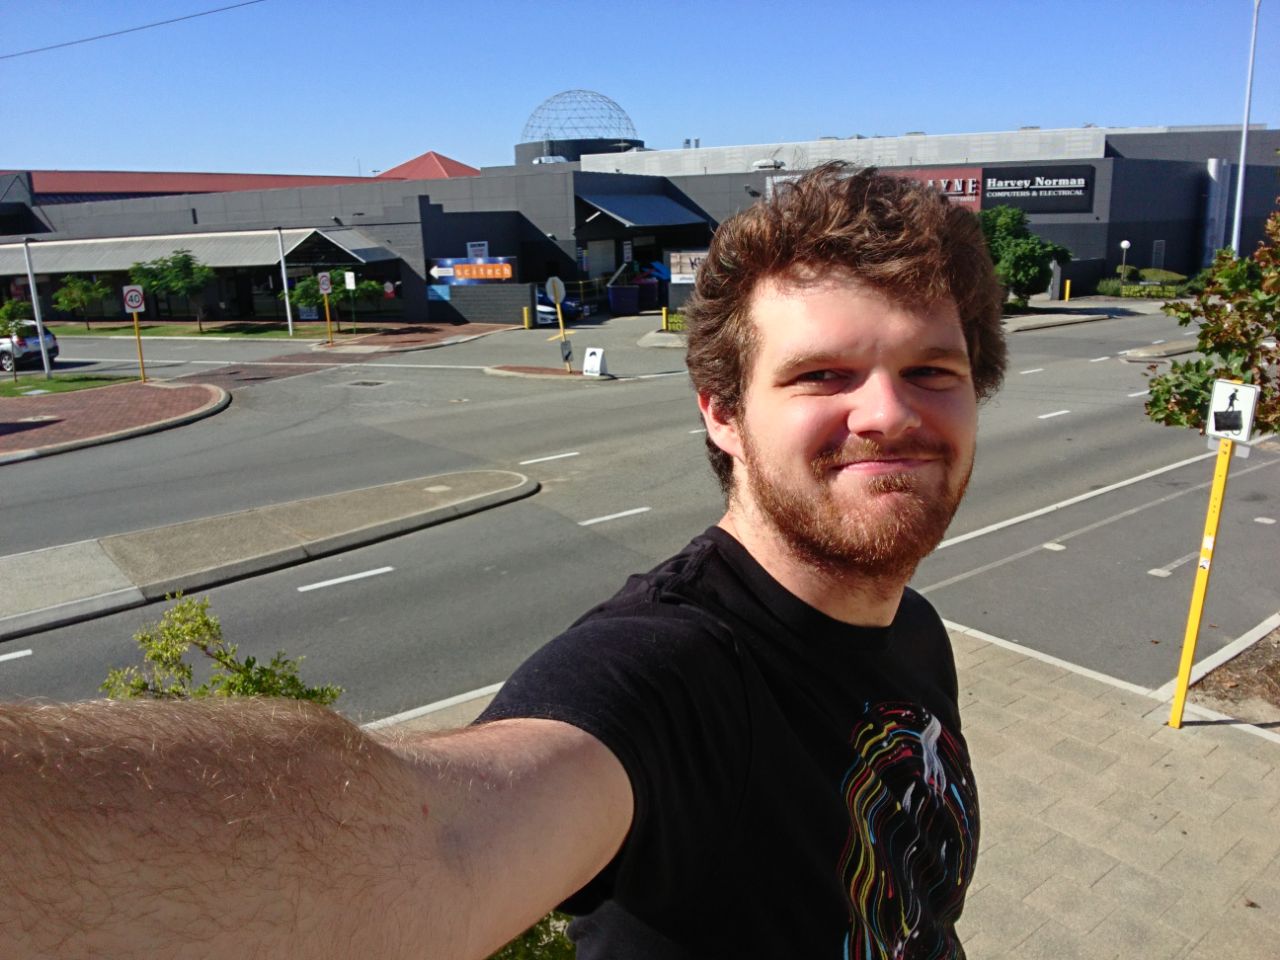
[[0, 698, 631, 959]]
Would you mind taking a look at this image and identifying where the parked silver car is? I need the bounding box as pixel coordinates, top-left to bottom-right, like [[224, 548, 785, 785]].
[[0, 323, 59, 373]]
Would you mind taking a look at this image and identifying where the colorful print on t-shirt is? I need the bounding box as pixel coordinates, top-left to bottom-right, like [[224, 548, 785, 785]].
[[838, 702, 978, 959]]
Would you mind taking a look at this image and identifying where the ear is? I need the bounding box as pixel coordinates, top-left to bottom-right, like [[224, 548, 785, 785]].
[[697, 391, 745, 463]]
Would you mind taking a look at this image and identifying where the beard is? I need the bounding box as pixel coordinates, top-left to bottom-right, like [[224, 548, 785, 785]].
[[740, 432, 972, 583]]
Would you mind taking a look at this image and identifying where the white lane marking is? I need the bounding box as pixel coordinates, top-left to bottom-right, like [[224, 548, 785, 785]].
[[364, 361, 488, 370], [579, 507, 651, 526], [1128, 390, 1149, 398], [362, 681, 505, 730], [928, 457, 1278, 584], [1037, 410, 1071, 420], [632, 371, 689, 380], [1151, 339, 1166, 345], [519, 451, 580, 465], [1019, 368, 1045, 375], [1042, 542, 1066, 551], [1255, 517, 1276, 525], [689, 427, 706, 434], [0, 649, 33, 665], [1147, 551, 1198, 578], [937, 450, 1216, 549], [1090, 356, 1110, 362], [298, 567, 394, 592]]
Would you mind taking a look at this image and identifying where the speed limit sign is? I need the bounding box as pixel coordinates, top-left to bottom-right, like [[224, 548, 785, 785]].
[[122, 285, 145, 313], [317, 272, 332, 295]]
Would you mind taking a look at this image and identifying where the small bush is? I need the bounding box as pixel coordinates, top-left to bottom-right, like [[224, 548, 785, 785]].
[[1096, 278, 1123, 296], [1115, 264, 1138, 282], [1138, 268, 1187, 284]]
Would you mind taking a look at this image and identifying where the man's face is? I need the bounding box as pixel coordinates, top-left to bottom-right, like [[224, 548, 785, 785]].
[[718, 274, 978, 581]]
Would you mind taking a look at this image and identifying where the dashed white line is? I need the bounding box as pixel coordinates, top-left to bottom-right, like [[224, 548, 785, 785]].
[[1042, 542, 1066, 552], [1019, 368, 1045, 375], [689, 427, 707, 434], [298, 567, 394, 592], [1089, 356, 1110, 363], [1255, 517, 1276, 525], [519, 451, 580, 465], [1147, 551, 1198, 578], [0, 649, 33, 665], [1151, 339, 1166, 345], [1128, 390, 1149, 398], [579, 507, 651, 526], [1037, 410, 1071, 420]]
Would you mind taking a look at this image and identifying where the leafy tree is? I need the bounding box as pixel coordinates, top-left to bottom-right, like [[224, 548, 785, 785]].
[[279, 270, 384, 331], [1145, 207, 1279, 435], [102, 595, 341, 704], [978, 206, 1071, 307], [489, 914, 576, 960], [52, 275, 111, 331], [0, 300, 35, 381], [130, 250, 217, 333]]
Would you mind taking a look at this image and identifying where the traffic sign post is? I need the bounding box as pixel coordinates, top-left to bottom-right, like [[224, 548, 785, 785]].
[[545, 277, 571, 372], [317, 273, 333, 344], [1168, 380, 1259, 728], [344, 270, 357, 334], [122, 284, 147, 382]]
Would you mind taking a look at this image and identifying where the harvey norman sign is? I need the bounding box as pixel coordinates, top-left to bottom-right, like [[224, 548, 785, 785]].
[[981, 165, 1095, 214]]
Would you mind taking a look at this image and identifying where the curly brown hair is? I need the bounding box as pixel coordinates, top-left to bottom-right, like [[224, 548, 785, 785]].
[[685, 162, 1006, 495]]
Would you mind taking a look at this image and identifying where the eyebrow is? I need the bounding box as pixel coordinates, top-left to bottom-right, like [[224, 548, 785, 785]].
[[777, 344, 971, 372]]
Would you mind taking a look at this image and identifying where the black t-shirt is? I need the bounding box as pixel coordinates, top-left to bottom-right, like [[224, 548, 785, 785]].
[[478, 527, 978, 959]]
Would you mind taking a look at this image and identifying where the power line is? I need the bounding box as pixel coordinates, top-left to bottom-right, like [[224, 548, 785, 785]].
[[0, 1, 268, 61]]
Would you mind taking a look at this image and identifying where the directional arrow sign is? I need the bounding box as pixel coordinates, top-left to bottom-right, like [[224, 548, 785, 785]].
[[429, 264, 455, 280]]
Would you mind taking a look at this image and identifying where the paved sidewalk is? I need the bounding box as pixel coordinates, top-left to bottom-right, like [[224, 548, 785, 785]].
[[381, 626, 1280, 960]]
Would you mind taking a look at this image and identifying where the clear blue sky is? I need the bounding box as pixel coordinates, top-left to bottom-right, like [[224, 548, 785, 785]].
[[4, 0, 1276, 175]]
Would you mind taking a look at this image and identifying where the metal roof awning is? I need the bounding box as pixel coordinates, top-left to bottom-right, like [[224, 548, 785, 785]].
[[0, 227, 397, 276], [578, 193, 706, 229]]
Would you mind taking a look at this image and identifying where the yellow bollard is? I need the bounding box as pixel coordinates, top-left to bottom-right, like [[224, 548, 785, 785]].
[[1064, 279, 1072, 302], [523, 306, 531, 330], [662, 306, 668, 332]]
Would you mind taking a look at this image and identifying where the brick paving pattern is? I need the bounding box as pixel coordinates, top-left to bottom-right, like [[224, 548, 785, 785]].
[[0, 381, 220, 454]]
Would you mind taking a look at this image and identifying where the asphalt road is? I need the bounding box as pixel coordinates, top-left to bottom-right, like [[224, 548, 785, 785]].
[[2, 312, 1276, 721]]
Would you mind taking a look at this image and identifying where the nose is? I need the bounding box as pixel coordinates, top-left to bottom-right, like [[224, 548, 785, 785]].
[[847, 370, 922, 439]]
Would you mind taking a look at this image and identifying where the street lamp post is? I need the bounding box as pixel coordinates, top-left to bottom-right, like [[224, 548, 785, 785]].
[[1229, 0, 1262, 256], [276, 226, 294, 337], [20, 237, 52, 379], [1119, 239, 1131, 291]]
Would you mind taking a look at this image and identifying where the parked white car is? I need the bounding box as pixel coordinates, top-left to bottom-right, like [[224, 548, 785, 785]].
[[0, 323, 59, 373]]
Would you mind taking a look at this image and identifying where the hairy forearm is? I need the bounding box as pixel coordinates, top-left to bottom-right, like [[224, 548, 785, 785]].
[[0, 698, 444, 959]]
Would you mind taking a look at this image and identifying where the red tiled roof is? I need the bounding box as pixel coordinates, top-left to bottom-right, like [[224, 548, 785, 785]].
[[22, 170, 377, 195], [375, 151, 480, 180]]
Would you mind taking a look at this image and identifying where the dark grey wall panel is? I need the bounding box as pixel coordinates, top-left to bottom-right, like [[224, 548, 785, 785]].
[[428, 283, 535, 325]]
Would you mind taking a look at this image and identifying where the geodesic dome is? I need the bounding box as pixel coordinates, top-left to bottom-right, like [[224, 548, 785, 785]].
[[521, 90, 637, 142]]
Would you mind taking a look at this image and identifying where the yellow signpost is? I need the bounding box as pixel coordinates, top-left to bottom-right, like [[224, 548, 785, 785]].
[[545, 277, 571, 373], [1167, 379, 1261, 728], [122, 284, 147, 383]]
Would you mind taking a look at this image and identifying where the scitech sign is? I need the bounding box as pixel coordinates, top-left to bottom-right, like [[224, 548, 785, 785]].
[[981, 165, 1094, 213]]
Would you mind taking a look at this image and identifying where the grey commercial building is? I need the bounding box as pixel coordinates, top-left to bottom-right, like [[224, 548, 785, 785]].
[[2, 124, 1277, 325]]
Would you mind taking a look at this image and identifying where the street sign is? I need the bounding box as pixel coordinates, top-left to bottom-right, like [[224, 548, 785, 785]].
[[583, 347, 608, 377], [545, 276, 566, 304], [467, 241, 489, 258], [560, 339, 573, 363], [344, 271, 356, 291], [317, 272, 332, 295], [1206, 380, 1259, 443], [430, 257, 516, 285], [122, 285, 145, 312]]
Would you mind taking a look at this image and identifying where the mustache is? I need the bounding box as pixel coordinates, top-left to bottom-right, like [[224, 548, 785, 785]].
[[810, 438, 953, 471]]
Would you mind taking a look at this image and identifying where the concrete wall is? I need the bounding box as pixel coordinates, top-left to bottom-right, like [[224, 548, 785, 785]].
[[428, 282, 535, 325]]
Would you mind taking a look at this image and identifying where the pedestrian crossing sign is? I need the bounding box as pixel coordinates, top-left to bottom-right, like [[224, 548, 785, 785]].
[[1206, 379, 1259, 443]]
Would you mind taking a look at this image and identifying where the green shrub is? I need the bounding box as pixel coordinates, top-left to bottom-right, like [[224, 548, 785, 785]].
[[1138, 268, 1187, 284], [1178, 266, 1214, 296], [1115, 264, 1138, 282], [1097, 278, 1123, 296]]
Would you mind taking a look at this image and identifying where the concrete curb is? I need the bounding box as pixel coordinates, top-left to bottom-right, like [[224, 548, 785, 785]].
[[484, 366, 618, 382], [1121, 338, 1198, 360], [0, 383, 230, 466], [0, 472, 539, 640], [1002, 313, 1111, 332]]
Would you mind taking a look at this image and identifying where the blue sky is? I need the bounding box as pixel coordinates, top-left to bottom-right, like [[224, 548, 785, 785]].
[[4, 0, 1276, 175]]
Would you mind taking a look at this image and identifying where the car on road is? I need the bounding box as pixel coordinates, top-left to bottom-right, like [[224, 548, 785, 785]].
[[535, 290, 588, 325], [0, 323, 59, 373]]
